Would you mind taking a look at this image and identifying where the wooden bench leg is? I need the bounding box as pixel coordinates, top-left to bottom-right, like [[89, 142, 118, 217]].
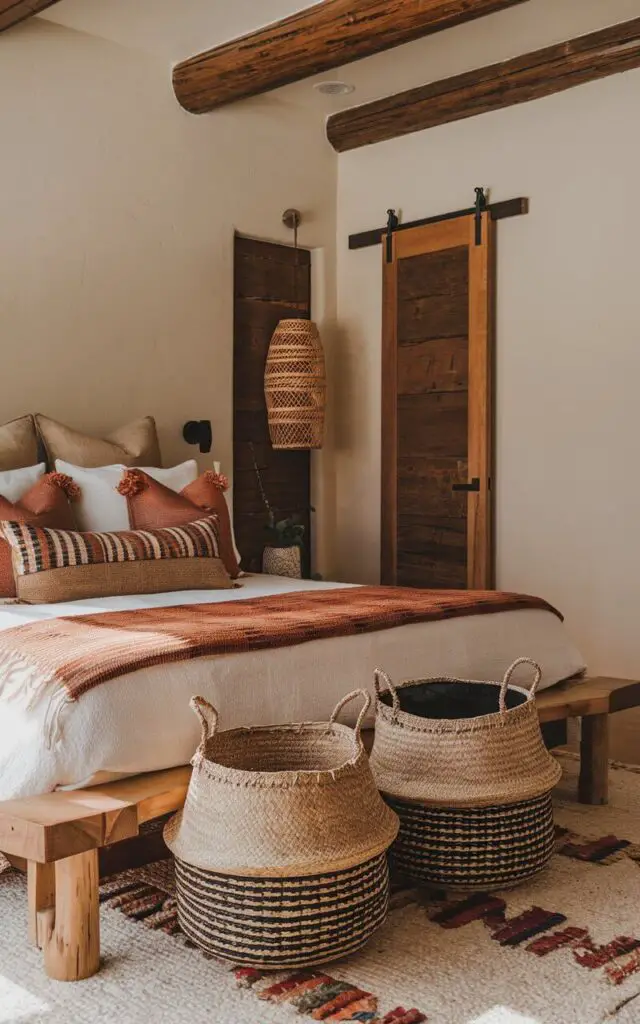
[[27, 861, 55, 947], [579, 713, 609, 805], [37, 850, 100, 981]]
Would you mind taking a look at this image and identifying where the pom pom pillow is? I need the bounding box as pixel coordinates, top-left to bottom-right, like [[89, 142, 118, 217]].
[[55, 460, 199, 532], [0, 473, 79, 598], [119, 469, 242, 579]]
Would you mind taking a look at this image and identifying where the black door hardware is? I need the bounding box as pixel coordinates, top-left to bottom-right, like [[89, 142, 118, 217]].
[[385, 208, 399, 263], [452, 477, 481, 492], [474, 187, 487, 245]]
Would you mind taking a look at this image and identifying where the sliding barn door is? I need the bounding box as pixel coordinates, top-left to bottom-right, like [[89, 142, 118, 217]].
[[381, 213, 495, 590], [233, 236, 311, 574]]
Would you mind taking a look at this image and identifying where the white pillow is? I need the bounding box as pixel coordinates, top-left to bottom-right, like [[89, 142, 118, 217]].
[[56, 460, 199, 532], [0, 463, 46, 503]]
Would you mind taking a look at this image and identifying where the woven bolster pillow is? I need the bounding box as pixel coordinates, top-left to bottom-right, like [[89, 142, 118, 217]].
[[0, 514, 233, 603]]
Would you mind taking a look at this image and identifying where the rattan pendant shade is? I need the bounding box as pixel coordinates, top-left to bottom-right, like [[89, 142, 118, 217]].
[[264, 318, 326, 449]]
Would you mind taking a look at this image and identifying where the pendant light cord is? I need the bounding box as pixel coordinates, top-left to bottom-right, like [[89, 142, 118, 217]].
[[283, 208, 302, 312], [293, 220, 299, 310]]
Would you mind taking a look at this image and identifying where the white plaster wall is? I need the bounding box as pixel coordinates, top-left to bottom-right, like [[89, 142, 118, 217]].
[[0, 18, 337, 571], [336, 49, 640, 675]]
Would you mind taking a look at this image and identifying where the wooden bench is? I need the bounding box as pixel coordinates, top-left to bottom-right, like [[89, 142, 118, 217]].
[[537, 675, 640, 805], [1, 674, 638, 982], [0, 767, 190, 982]]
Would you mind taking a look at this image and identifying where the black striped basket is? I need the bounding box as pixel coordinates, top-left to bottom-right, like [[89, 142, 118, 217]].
[[174, 852, 390, 967], [371, 659, 562, 893], [164, 690, 399, 969], [386, 792, 556, 892]]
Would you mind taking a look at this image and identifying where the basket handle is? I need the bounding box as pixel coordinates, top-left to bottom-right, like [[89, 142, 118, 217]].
[[329, 688, 371, 742], [190, 695, 219, 764], [373, 668, 401, 721], [499, 658, 543, 712]]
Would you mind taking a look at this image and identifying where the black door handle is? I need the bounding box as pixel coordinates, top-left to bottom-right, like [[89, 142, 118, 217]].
[[452, 477, 481, 492]]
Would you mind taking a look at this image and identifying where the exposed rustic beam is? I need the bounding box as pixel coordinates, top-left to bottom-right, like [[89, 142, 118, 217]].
[[173, 0, 530, 115], [327, 17, 640, 152], [0, 1, 61, 33]]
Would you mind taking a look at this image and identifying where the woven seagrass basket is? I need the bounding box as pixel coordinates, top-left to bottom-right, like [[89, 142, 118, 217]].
[[370, 658, 562, 893], [262, 544, 302, 578], [164, 690, 399, 969]]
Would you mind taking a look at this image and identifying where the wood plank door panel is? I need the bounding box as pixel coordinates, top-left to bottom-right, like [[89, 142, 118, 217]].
[[381, 213, 494, 590], [233, 236, 311, 574]]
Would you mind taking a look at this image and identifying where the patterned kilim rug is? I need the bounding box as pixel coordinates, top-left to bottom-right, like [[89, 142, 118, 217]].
[[2, 756, 640, 1024]]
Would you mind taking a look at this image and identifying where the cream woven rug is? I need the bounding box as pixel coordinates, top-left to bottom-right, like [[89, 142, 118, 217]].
[[2, 756, 640, 1024]]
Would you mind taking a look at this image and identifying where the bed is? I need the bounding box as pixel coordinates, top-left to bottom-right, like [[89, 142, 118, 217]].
[[0, 574, 585, 800]]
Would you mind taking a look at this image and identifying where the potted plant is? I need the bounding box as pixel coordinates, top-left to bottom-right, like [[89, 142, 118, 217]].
[[250, 443, 308, 578], [263, 513, 305, 578]]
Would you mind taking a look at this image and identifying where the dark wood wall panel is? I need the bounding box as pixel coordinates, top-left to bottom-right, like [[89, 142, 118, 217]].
[[398, 393, 468, 457], [397, 248, 469, 340], [398, 459, 467, 516], [382, 214, 494, 590], [233, 236, 311, 574], [396, 245, 469, 589], [396, 518, 467, 588], [397, 337, 468, 394]]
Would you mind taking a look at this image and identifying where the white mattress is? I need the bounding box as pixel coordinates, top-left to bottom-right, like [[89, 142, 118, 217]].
[[0, 576, 585, 799]]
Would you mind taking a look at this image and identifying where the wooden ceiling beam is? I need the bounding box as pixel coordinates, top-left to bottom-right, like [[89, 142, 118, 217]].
[[327, 17, 640, 152], [173, 0, 530, 115], [0, 1, 61, 33]]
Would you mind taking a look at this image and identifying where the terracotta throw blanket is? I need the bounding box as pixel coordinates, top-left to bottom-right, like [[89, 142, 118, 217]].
[[0, 586, 560, 743]]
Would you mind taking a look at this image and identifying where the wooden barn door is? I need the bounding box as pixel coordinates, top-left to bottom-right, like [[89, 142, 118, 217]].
[[381, 213, 495, 590], [233, 236, 312, 574]]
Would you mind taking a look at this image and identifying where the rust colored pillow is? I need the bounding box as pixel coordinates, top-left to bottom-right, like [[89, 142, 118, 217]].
[[0, 473, 79, 597], [119, 469, 242, 579]]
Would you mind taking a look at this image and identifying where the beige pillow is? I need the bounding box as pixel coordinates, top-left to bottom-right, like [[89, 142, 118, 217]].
[[0, 416, 39, 471], [35, 414, 161, 468]]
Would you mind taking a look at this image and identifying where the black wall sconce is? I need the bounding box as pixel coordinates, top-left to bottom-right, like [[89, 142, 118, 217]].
[[183, 420, 212, 454]]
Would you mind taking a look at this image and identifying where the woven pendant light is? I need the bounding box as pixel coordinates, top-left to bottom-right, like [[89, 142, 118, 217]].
[[263, 209, 327, 451], [264, 317, 326, 449]]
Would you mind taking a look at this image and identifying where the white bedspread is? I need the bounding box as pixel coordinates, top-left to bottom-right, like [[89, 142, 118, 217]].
[[0, 576, 585, 799]]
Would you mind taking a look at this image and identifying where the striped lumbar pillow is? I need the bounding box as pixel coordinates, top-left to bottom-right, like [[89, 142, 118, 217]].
[[0, 515, 233, 603]]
